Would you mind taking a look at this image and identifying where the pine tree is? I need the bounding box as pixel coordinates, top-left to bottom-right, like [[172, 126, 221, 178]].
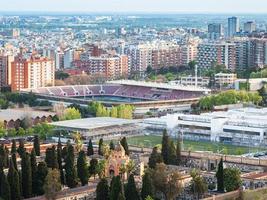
[[109, 140, 115, 150], [17, 139, 25, 158], [11, 139, 17, 154], [45, 146, 58, 169], [120, 137, 129, 155], [57, 138, 65, 185], [7, 159, 20, 200], [21, 152, 32, 198], [176, 139, 182, 165], [87, 139, 94, 156], [77, 151, 89, 186], [0, 173, 11, 200], [89, 158, 98, 179], [96, 178, 109, 200], [36, 162, 48, 195], [64, 144, 78, 188], [33, 135, 40, 156], [12, 153, 18, 171], [110, 176, 122, 200], [125, 174, 139, 200], [31, 149, 38, 195], [98, 138, 104, 156], [161, 129, 170, 164], [141, 172, 154, 200], [148, 147, 163, 169], [216, 158, 224, 192]]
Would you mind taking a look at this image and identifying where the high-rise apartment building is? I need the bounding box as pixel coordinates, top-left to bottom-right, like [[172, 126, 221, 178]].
[[244, 21, 256, 34], [228, 17, 240, 38], [208, 23, 223, 40], [11, 55, 55, 91], [197, 42, 237, 71]]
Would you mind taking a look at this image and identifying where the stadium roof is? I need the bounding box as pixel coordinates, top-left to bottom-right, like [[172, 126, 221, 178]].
[[108, 80, 211, 93], [50, 117, 140, 130]]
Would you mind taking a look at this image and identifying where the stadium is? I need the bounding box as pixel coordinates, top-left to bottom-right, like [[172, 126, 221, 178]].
[[21, 80, 210, 107]]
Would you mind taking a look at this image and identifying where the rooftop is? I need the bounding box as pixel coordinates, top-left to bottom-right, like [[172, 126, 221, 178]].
[[50, 117, 140, 130]]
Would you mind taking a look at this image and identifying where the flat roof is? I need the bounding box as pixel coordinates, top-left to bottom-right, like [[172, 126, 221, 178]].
[[50, 117, 140, 130]]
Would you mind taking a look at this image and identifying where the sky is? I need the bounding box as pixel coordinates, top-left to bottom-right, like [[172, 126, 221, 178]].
[[1, 0, 267, 13]]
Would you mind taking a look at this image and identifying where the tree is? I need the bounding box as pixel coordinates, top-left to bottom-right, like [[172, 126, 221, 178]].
[[109, 140, 115, 150], [7, 159, 20, 200], [36, 162, 48, 195], [21, 152, 32, 198], [98, 138, 104, 156], [110, 176, 122, 200], [64, 144, 78, 188], [216, 158, 224, 192], [89, 158, 98, 179], [33, 135, 40, 156], [31, 149, 38, 195], [120, 137, 129, 155], [73, 132, 83, 152], [77, 151, 89, 186], [57, 139, 65, 185], [33, 123, 53, 140], [141, 171, 155, 200], [12, 153, 18, 171], [17, 139, 25, 158], [148, 147, 163, 169], [0, 173, 11, 200], [152, 163, 183, 200], [61, 107, 81, 120], [168, 140, 176, 165], [223, 168, 242, 192], [44, 169, 62, 200], [125, 174, 139, 200], [96, 178, 110, 200], [190, 169, 208, 199], [118, 192, 126, 200], [161, 129, 170, 164], [45, 146, 58, 169], [11, 139, 17, 154], [87, 139, 94, 156], [176, 139, 182, 165], [96, 160, 107, 179]]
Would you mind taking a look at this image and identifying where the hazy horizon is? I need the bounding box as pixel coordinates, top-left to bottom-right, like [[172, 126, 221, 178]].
[[1, 0, 267, 14]]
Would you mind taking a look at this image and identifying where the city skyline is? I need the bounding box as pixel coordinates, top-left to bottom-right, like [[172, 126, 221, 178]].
[[1, 0, 267, 13]]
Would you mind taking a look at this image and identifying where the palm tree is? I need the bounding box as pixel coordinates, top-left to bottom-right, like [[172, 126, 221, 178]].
[[73, 132, 83, 152]]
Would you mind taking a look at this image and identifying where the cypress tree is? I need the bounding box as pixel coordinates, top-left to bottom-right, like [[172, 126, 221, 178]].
[[21, 152, 32, 198], [216, 158, 224, 192], [45, 146, 58, 169], [36, 162, 48, 195], [141, 172, 154, 200], [176, 139, 182, 165], [161, 129, 170, 164], [120, 137, 129, 155], [169, 140, 176, 165], [77, 150, 89, 186], [17, 139, 25, 158], [64, 143, 78, 188], [89, 158, 98, 179], [11, 139, 17, 154], [0, 173, 11, 200], [118, 192, 126, 200], [110, 176, 122, 200], [12, 153, 18, 171], [57, 138, 65, 185], [33, 135, 40, 156], [87, 139, 94, 156], [0, 145, 7, 168], [96, 178, 110, 200], [148, 147, 163, 169], [98, 138, 104, 156], [31, 149, 38, 195], [109, 140, 115, 150], [125, 174, 139, 200], [8, 159, 20, 200]]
